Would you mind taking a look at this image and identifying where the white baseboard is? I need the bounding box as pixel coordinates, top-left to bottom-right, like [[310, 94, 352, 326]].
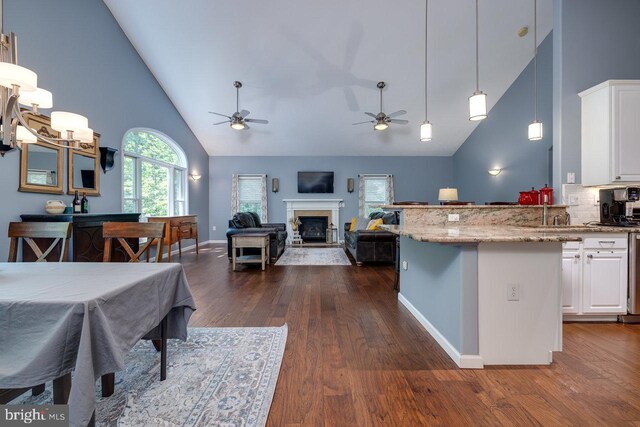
[[161, 240, 215, 260], [209, 240, 227, 244], [563, 314, 619, 322], [398, 293, 484, 369]]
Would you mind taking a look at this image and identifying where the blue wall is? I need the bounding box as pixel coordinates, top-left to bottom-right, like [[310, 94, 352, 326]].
[[553, 0, 640, 190], [453, 33, 553, 204], [0, 0, 209, 260], [209, 156, 453, 240]]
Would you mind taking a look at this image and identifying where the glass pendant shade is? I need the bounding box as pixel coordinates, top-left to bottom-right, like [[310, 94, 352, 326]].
[[51, 111, 89, 133], [231, 122, 245, 130], [73, 127, 94, 143], [469, 91, 487, 121], [420, 121, 432, 142], [528, 120, 543, 141], [374, 121, 388, 131], [0, 63, 37, 91], [19, 88, 53, 108], [1, 125, 37, 143]]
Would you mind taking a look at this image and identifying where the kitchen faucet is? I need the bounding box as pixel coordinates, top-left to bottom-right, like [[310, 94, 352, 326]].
[[542, 196, 549, 225]]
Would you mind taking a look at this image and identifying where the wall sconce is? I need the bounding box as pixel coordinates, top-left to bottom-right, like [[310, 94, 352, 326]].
[[347, 178, 354, 193], [488, 168, 502, 176], [272, 178, 279, 193], [99, 147, 118, 174], [190, 173, 202, 181]]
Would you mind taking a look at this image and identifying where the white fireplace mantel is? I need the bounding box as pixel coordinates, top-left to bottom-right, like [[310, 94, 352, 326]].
[[283, 199, 344, 244]]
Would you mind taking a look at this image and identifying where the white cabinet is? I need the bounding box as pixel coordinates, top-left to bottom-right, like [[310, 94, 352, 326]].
[[561, 234, 628, 317], [561, 248, 581, 314], [580, 80, 640, 186], [582, 250, 627, 313]]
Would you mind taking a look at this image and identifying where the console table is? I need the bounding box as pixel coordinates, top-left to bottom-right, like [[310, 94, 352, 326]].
[[20, 213, 141, 262], [148, 215, 199, 262]]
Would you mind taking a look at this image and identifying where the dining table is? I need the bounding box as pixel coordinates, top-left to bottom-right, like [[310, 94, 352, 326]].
[[0, 262, 196, 427]]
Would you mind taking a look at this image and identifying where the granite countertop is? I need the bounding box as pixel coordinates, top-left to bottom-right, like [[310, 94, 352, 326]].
[[381, 225, 583, 243], [382, 205, 569, 209], [521, 224, 640, 233]]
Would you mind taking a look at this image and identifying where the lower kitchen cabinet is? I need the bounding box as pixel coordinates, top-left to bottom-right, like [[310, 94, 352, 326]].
[[562, 234, 628, 317]]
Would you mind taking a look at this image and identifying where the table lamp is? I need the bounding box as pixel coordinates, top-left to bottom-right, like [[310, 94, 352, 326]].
[[439, 188, 459, 203]]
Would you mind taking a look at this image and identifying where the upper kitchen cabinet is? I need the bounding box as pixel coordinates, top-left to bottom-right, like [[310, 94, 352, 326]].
[[580, 80, 640, 186]]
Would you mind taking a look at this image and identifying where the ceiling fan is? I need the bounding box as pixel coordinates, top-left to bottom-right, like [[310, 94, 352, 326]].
[[209, 81, 269, 130], [353, 81, 408, 131]]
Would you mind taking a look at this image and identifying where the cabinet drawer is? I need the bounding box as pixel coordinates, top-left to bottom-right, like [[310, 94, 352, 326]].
[[563, 241, 581, 250], [179, 225, 192, 237], [583, 237, 627, 250]]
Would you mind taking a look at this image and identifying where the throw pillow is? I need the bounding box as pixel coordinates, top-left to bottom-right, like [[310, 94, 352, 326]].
[[382, 212, 398, 225], [355, 217, 370, 231], [366, 218, 383, 230], [349, 217, 357, 232], [234, 212, 256, 228], [369, 211, 385, 220]]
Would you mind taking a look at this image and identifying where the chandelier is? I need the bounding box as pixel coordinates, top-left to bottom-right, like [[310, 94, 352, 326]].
[[0, 0, 92, 156]]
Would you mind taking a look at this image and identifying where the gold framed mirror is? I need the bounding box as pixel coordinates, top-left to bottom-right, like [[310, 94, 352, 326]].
[[19, 113, 64, 195], [67, 140, 101, 196]]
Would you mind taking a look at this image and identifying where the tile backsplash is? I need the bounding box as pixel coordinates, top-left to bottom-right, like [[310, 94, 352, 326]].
[[562, 184, 640, 224], [562, 184, 600, 224]]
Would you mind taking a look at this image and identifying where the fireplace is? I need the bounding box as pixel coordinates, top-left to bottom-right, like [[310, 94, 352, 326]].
[[298, 216, 328, 243]]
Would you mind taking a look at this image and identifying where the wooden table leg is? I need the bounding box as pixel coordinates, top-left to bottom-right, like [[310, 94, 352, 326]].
[[101, 373, 114, 397], [160, 315, 168, 381], [53, 373, 71, 404]]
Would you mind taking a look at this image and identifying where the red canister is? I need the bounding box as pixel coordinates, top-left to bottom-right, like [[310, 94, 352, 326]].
[[519, 191, 533, 205], [539, 184, 553, 205], [529, 187, 540, 205]]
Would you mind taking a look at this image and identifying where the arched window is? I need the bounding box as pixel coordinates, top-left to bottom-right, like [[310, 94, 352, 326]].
[[122, 129, 188, 217]]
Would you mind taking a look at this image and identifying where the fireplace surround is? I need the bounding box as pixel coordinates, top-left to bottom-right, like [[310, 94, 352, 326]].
[[283, 199, 343, 244]]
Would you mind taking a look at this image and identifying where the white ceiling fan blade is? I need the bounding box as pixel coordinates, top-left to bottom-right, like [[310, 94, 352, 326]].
[[364, 112, 377, 118], [352, 120, 375, 125], [386, 110, 407, 118], [209, 111, 232, 119], [212, 120, 231, 125], [243, 123, 250, 130], [239, 109, 250, 118], [245, 118, 268, 124], [388, 119, 409, 124]]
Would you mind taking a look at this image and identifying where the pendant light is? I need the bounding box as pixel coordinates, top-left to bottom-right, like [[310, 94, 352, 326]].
[[420, 0, 432, 142], [528, 0, 543, 141], [469, 0, 487, 121]]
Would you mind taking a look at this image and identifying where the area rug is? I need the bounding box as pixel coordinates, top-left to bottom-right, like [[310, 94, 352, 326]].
[[12, 326, 288, 427], [275, 247, 352, 266]]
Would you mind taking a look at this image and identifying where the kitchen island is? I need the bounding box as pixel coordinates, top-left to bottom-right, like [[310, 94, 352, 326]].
[[383, 224, 582, 369]]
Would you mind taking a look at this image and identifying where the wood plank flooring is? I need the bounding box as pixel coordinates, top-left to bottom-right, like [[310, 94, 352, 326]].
[[179, 243, 640, 426]]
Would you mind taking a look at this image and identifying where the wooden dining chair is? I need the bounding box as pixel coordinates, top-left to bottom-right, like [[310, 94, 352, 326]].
[[8, 222, 72, 262], [2, 222, 72, 403], [102, 222, 165, 263]]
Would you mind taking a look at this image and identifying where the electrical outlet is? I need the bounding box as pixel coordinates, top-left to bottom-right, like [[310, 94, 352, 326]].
[[212, 226, 217, 231], [448, 214, 460, 222], [567, 172, 576, 184], [402, 261, 408, 271], [507, 284, 519, 301], [569, 195, 579, 206]]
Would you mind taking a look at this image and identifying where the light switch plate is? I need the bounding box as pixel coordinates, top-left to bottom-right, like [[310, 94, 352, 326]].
[[567, 172, 576, 184], [569, 195, 579, 206]]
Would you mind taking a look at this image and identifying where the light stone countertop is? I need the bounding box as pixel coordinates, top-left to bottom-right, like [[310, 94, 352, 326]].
[[381, 225, 583, 243]]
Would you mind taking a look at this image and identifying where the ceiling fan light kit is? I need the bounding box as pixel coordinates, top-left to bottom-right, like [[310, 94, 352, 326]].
[[528, 0, 543, 141], [353, 81, 408, 131], [209, 80, 269, 131], [469, 0, 488, 122]]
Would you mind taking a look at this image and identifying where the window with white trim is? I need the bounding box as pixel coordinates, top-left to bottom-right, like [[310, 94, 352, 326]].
[[363, 175, 390, 217], [237, 175, 264, 218], [122, 129, 188, 217]]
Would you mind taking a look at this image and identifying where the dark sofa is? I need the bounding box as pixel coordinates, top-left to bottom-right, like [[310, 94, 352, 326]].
[[226, 212, 287, 263], [344, 211, 399, 266]]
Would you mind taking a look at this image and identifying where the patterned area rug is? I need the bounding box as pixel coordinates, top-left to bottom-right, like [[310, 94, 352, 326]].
[[275, 248, 352, 266], [12, 326, 288, 427]]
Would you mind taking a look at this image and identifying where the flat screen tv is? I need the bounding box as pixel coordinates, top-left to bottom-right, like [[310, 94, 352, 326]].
[[298, 171, 334, 193]]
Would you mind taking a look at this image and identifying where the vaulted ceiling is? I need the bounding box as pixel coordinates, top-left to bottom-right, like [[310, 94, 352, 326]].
[[104, 0, 552, 157]]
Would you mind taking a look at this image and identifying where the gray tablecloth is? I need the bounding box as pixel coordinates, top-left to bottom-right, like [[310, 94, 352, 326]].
[[0, 262, 196, 427]]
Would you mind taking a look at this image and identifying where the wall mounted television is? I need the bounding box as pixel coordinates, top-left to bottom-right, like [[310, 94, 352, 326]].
[[298, 171, 334, 193]]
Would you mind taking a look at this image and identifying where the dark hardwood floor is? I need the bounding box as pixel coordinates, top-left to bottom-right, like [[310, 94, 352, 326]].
[[178, 243, 640, 426]]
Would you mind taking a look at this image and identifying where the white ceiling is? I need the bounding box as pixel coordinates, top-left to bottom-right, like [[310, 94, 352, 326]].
[[104, 0, 552, 157]]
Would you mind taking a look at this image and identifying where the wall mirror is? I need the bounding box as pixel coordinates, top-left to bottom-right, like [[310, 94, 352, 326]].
[[68, 150, 100, 196], [19, 113, 64, 194]]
